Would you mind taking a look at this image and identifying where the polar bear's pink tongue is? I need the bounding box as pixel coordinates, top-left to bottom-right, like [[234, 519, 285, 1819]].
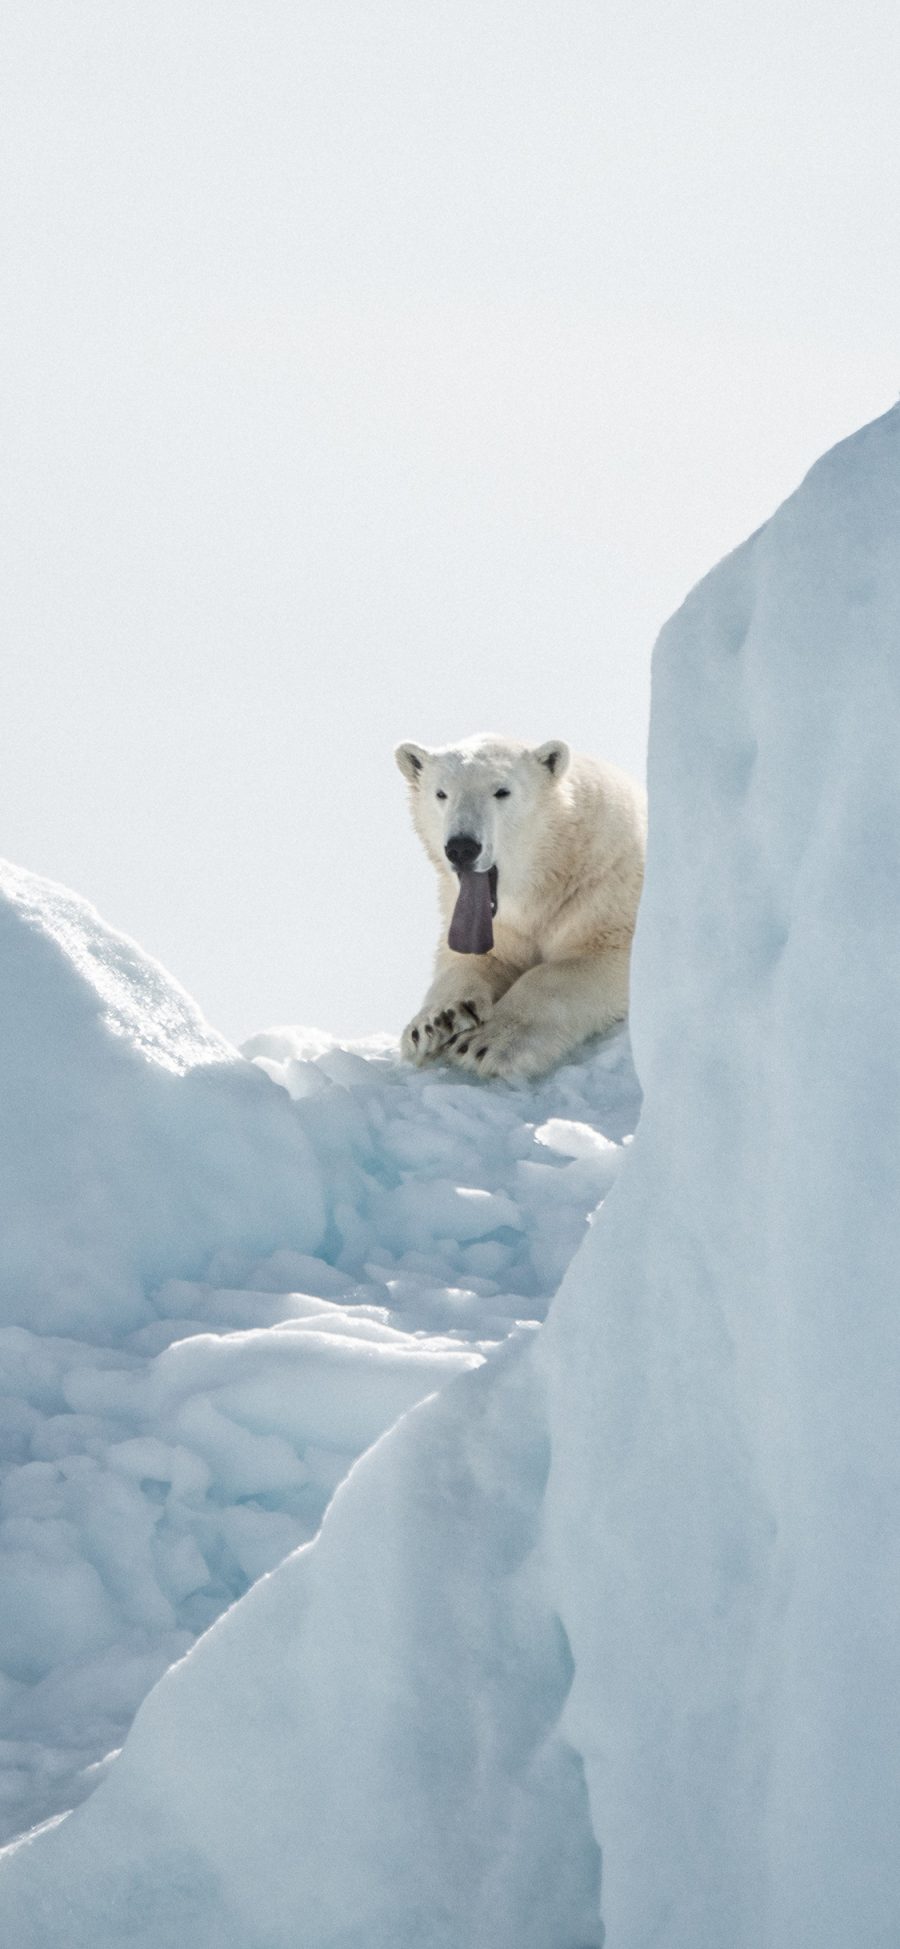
[[448, 869, 495, 954]]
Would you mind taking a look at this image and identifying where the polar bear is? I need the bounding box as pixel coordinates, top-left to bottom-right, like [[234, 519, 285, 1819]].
[[395, 733, 646, 1080]]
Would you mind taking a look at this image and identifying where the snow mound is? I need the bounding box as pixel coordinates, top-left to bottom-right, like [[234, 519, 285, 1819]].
[[0, 871, 639, 1845], [0, 862, 326, 1336]]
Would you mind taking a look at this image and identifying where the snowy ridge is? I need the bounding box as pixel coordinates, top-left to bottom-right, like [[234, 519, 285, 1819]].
[[0, 866, 638, 1848], [0, 862, 235, 1076]]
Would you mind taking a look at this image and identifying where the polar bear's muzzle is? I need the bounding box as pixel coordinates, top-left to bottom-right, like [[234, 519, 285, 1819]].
[[447, 864, 499, 955], [444, 832, 483, 870]]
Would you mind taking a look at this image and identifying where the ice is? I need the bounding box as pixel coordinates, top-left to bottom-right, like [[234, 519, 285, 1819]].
[[540, 402, 900, 1948], [0, 862, 638, 1847], [4, 407, 898, 1945], [0, 1344, 603, 1949], [0, 862, 326, 1337]]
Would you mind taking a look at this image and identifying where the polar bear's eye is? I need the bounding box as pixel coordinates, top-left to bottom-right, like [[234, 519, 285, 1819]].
[[494, 788, 511, 799], [435, 789, 447, 800]]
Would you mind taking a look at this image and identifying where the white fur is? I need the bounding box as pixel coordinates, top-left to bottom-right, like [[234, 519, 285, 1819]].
[[396, 733, 647, 1080]]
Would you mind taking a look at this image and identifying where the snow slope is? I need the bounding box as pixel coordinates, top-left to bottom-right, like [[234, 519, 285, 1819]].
[[2, 403, 899, 1948], [0, 863, 638, 1846], [2, 1343, 605, 1949]]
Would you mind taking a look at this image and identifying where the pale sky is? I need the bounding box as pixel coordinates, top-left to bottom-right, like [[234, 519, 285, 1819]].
[[2, 1, 898, 1043]]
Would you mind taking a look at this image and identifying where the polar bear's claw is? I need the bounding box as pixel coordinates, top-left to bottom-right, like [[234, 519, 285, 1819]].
[[446, 1014, 550, 1081], [402, 997, 490, 1065]]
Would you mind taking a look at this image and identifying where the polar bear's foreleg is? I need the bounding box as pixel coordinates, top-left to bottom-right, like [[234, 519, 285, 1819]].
[[445, 946, 631, 1080], [400, 951, 518, 1066]]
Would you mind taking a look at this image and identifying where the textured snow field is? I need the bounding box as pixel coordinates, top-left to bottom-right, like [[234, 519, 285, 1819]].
[[0, 860, 638, 1844]]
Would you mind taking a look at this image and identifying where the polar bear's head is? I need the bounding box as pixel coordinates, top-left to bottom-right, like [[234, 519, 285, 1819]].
[[395, 734, 570, 945]]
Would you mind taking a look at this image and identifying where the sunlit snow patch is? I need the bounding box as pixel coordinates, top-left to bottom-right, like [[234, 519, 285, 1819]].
[[0, 862, 234, 1074]]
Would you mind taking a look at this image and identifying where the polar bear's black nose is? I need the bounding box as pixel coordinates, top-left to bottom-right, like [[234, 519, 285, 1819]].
[[445, 833, 482, 869]]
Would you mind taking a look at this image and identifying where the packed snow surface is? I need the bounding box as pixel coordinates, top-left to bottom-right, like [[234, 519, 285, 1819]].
[[2, 404, 900, 1949], [0, 861, 638, 1849]]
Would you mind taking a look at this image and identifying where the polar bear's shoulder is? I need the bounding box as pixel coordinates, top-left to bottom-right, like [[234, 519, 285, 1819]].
[[560, 752, 647, 852]]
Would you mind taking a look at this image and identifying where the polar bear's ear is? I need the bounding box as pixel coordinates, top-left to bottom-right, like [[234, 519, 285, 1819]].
[[395, 742, 430, 785], [533, 740, 570, 781]]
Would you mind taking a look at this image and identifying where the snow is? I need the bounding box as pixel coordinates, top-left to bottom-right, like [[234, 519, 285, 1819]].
[[0, 861, 638, 1851], [540, 400, 900, 1948], [0, 860, 326, 1337], [1, 403, 899, 1947], [0, 1343, 606, 1949]]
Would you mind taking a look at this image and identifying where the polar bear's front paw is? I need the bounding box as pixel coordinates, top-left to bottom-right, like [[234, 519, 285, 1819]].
[[445, 1014, 549, 1081], [401, 996, 490, 1066]]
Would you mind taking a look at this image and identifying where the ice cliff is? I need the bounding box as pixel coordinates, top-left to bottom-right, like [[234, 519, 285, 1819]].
[[542, 399, 900, 1948]]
